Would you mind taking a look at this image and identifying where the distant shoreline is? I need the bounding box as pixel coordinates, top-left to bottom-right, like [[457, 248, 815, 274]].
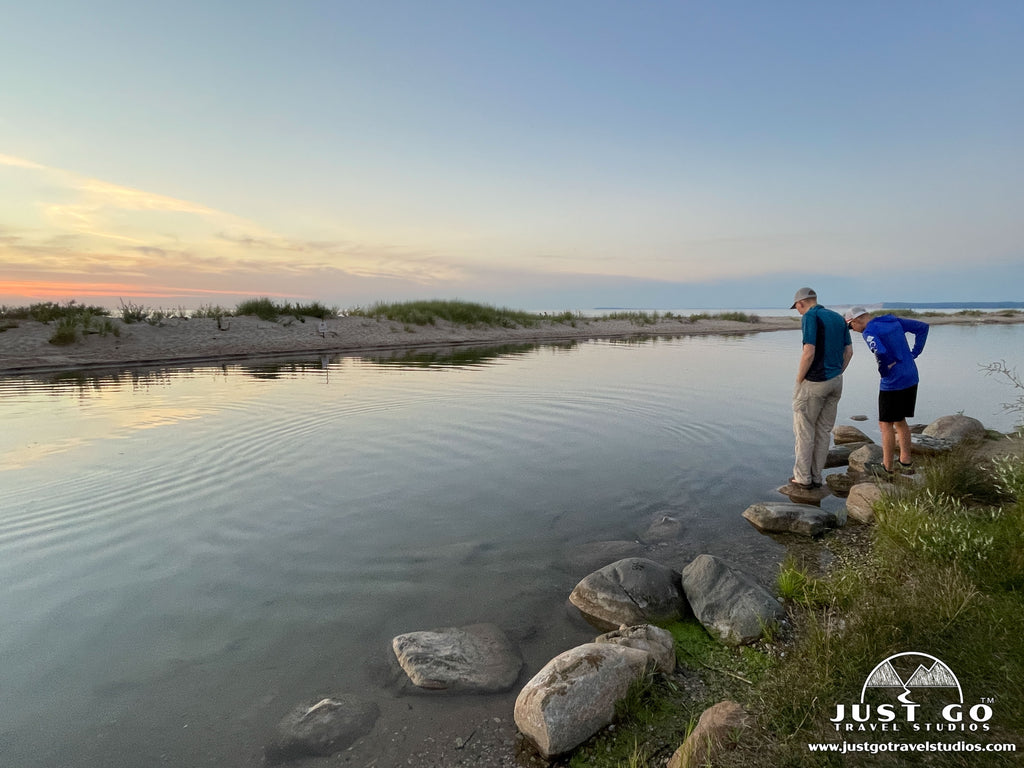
[[2, 310, 1023, 376]]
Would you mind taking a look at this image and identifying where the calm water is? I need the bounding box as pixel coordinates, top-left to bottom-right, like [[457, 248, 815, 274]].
[[1, 324, 1021, 767]]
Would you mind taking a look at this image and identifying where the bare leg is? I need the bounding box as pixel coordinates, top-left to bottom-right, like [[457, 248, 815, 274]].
[[879, 421, 896, 472], [894, 420, 913, 465]]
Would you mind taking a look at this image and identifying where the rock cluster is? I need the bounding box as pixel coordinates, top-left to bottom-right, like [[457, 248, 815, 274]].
[[263, 412, 1003, 764]]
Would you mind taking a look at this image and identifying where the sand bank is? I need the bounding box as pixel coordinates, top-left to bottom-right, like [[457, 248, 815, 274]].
[[2, 311, 1021, 375]]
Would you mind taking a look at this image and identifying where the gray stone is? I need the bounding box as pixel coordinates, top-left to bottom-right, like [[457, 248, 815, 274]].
[[391, 623, 522, 692], [825, 473, 856, 497], [681, 555, 785, 646], [595, 624, 676, 674], [569, 558, 687, 631], [849, 444, 884, 472], [850, 414, 870, 421], [923, 414, 986, 444], [266, 695, 380, 763], [834, 425, 873, 444], [826, 443, 860, 468], [911, 433, 955, 456], [643, 513, 684, 542], [742, 502, 840, 537], [514, 643, 653, 759], [845, 482, 897, 524]]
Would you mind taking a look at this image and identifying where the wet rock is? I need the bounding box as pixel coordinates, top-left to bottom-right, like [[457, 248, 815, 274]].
[[569, 558, 687, 631], [391, 623, 523, 693], [642, 513, 684, 542], [266, 695, 379, 763], [834, 425, 873, 444], [742, 502, 841, 537], [825, 473, 856, 497]]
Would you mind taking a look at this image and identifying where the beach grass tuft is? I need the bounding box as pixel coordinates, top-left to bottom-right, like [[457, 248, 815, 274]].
[[348, 300, 542, 328], [234, 297, 338, 321]]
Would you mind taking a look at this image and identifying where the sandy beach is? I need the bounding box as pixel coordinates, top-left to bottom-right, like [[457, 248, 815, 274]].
[[3, 311, 1023, 375]]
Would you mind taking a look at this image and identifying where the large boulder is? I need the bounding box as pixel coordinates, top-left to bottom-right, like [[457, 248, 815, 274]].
[[923, 415, 986, 445], [595, 624, 676, 674], [667, 700, 751, 768], [681, 555, 785, 646], [742, 502, 841, 537], [569, 558, 687, 630], [391, 623, 522, 692], [514, 643, 653, 759], [265, 695, 380, 763]]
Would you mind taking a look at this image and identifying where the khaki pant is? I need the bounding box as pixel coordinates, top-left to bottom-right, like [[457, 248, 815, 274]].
[[792, 376, 843, 485]]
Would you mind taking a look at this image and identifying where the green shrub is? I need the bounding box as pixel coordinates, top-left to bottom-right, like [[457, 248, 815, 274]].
[[48, 316, 80, 345], [118, 299, 150, 324]]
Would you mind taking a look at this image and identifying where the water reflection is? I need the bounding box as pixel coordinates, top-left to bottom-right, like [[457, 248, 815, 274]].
[[0, 325, 1021, 768]]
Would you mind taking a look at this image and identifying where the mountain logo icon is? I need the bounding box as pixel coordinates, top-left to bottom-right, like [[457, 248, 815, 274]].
[[861, 652, 962, 704]]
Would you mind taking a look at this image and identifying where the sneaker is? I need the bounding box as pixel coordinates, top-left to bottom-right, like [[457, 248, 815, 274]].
[[789, 477, 823, 490], [865, 462, 894, 478], [897, 460, 915, 475]]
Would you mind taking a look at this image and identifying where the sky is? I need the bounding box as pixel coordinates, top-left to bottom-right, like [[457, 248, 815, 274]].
[[2, 1, 1023, 312]]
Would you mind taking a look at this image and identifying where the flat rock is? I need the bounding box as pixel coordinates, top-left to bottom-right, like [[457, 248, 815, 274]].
[[834, 425, 873, 444], [391, 622, 522, 692], [743, 501, 840, 536], [911, 433, 955, 456], [777, 482, 830, 503]]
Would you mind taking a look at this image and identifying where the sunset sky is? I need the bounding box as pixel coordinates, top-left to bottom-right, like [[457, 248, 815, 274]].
[[2, 2, 1022, 311]]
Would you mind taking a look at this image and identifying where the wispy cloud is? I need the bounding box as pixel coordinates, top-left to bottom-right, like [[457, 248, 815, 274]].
[[0, 154, 462, 303]]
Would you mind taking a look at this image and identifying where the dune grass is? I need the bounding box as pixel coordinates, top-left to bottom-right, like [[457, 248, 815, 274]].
[[348, 299, 544, 328]]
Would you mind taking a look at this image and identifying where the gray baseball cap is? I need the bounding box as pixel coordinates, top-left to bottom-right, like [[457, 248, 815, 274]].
[[790, 287, 816, 309], [844, 306, 869, 324]]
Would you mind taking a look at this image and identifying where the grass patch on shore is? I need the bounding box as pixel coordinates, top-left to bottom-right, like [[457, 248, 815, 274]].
[[234, 297, 338, 321], [348, 300, 543, 328], [716, 448, 1024, 767]]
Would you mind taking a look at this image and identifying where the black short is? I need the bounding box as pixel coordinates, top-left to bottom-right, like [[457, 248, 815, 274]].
[[878, 384, 918, 423]]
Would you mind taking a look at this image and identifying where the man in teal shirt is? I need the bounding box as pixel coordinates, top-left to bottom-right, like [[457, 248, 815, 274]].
[[790, 287, 853, 489]]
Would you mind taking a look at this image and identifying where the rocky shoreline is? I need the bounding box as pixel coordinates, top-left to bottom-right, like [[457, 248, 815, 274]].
[[255, 414, 1022, 767]]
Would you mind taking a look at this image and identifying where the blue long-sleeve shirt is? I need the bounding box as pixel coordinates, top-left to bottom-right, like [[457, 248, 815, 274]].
[[861, 314, 929, 391]]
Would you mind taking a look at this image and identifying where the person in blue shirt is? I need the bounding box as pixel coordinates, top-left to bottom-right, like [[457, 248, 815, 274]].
[[790, 287, 853, 490], [844, 307, 929, 475]]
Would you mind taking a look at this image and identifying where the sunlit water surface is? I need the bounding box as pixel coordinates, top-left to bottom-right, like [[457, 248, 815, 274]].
[[1, 325, 1020, 767]]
